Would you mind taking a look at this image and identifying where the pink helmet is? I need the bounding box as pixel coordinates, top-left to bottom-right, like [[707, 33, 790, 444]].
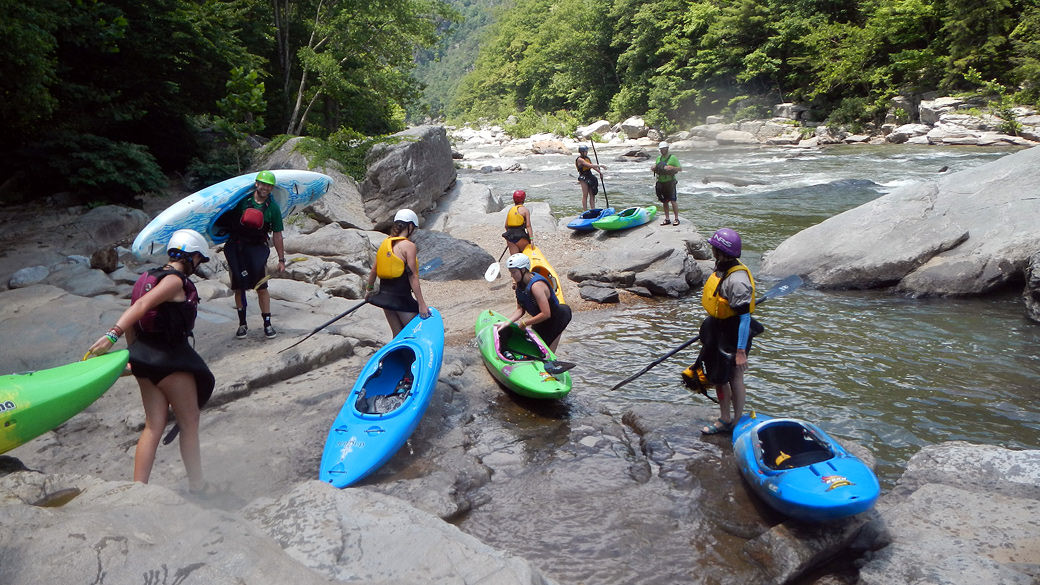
[[708, 228, 742, 258]]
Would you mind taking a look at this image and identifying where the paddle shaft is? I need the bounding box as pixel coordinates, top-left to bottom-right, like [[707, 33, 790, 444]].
[[588, 140, 609, 209], [609, 274, 803, 391]]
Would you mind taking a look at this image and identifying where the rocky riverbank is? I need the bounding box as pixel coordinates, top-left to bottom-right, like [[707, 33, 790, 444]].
[[1, 126, 1038, 584]]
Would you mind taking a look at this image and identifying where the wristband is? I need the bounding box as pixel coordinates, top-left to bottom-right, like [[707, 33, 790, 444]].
[[109, 325, 124, 337], [104, 332, 118, 344], [367, 284, 375, 291], [278, 257, 286, 263]]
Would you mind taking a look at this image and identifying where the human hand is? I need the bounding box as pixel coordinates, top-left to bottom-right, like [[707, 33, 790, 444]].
[[419, 302, 431, 319], [86, 335, 115, 358], [277, 260, 286, 272], [735, 349, 748, 372]]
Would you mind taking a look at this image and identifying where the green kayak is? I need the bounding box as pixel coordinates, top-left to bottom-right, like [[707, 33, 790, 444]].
[[1, 350, 129, 454], [474, 310, 572, 399], [591, 205, 657, 231]]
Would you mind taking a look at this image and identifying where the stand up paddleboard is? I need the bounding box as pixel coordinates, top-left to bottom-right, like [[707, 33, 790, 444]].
[[132, 170, 333, 258]]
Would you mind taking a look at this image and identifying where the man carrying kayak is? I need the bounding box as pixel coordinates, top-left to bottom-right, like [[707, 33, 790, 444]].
[[221, 170, 286, 339], [499, 253, 572, 352], [695, 228, 762, 434]]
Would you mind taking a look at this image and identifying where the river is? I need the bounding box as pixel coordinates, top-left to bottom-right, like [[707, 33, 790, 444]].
[[449, 142, 1039, 584], [458, 142, 1039, 487]]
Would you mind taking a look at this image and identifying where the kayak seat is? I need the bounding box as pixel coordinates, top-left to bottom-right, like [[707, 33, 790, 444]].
[[759, 421, 833, 470]]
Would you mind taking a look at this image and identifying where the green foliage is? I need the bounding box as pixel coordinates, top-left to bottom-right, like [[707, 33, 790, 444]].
[[963, 67, 1022, 135], [825, 97, 873, 132], [292, 129, 415, 180], [34, 134, 167, 204], [504, 109, 580, 138]]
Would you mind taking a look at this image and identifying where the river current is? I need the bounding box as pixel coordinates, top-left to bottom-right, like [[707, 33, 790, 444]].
[[459, 142, 1040, 486]]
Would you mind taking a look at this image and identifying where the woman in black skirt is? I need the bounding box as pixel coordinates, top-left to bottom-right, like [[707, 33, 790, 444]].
[[364, 209, 431, 337], [87, 229, 214, 493]]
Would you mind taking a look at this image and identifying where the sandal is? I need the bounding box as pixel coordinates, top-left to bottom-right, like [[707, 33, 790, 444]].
[[701, 419, 732, 435], [672, 219, 680, 225], [660, 219, 671, 226]]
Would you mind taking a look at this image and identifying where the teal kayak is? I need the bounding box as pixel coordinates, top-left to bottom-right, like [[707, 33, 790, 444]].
[[591, 206, 657, 231], [1, 351, 129, 454]]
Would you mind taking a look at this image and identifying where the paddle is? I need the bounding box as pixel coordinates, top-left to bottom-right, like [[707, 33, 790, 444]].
[[588, 140, 610, 209], [609, 274, 803, 391], [484, 246, 509, 282], [253, 256, 307, 291], [497, 327, 576, 375]]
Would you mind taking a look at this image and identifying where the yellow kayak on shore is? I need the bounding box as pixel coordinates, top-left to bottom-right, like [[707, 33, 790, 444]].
[[523, 244, 566, 305]]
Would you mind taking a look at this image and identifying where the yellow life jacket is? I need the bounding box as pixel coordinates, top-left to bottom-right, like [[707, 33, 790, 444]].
[[701, 262, 756, 319], [506, 204, 526, 228], [375, 237, 407, 279]]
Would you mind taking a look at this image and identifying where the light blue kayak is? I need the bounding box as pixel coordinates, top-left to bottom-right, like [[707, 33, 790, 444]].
[[319, 308, 444, 488], [566, 207, 615, 231], [132, 169, 333, 258], [731, 412, 880, 523]]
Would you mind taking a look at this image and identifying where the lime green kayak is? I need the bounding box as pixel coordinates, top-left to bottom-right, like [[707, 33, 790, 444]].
[[0, 350, 129, 454], [591, 205, 657, 231], [474, 310, 572, 399]]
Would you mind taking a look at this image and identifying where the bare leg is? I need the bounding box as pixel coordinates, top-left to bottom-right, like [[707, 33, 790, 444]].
[[716, 382, 733, 425], [506, 240, 520, 255], [134, 378, 168, 484], [580, 183, 591, 211], [728, 368, 746, 425], [257, 287, 272, 314]]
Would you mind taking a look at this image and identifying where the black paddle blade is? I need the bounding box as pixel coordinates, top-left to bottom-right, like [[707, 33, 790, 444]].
[[544, 361, 576, 375], [162, 424, 180, 445]]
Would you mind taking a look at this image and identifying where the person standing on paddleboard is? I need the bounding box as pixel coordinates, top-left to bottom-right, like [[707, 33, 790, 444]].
[[694, 228, 763, 435], [502, 189, 534, 255], [576, 144, 605, 211], [223, 170, 286, 339], [86, 229, 215, 494], [365, 209, 431, 338], [499, 253, 572, 352], [651, 142, 681, 226]]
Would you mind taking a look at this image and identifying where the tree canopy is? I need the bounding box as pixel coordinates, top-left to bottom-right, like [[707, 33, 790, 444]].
[[0, 0, 453, 203], [448, 0, 1040, 131]]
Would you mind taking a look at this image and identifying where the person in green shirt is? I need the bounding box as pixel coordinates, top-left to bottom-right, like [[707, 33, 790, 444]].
[[651, 141, 681, 225], [222, 170, 286, 339]]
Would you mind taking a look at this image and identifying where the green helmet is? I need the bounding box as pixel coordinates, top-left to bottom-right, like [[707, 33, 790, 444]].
[[256, 170, 276, 185]]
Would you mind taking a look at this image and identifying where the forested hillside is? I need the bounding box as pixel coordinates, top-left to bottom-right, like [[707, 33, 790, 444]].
[[1, 0, 452, 203], [412, 0, 511, 121], [448, 0, 1040, 133]]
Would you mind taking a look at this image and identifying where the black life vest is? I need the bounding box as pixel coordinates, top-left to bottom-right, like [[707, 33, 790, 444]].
[[130, 267, 199, 342]]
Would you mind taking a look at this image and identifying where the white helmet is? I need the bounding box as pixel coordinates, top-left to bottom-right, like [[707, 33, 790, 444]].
[[167, 229, 210, 262], [394, 208, 420, 226], [659, 141, 670, 150], [506, 253, 530, 271]]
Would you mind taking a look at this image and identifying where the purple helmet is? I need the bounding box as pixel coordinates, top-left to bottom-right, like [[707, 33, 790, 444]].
[[708, 228, 742, 257]]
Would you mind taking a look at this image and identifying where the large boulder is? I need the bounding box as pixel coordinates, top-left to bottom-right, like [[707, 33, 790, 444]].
[[254, 136, 373, 230], [361, 125, 457, 231], [570, 224, 711, 297], [1026, 249, 1040, 323], [761, 146, 1040, 296], [855, 443, 1040, 585], [411, 230, 495, 281]]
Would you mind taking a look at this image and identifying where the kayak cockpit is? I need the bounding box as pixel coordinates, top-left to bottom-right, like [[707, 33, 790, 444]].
[[354, 347, 416, 415], [756, 420, 835, 470]]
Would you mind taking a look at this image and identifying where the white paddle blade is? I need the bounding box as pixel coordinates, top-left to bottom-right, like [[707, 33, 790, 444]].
[[484, 262, 501, 281]]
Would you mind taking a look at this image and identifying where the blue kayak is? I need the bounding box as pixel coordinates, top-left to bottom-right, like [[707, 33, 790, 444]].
[[319, 308, 444, 488], [566, 207, 615, 231], [731, 412, 880, 523]]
